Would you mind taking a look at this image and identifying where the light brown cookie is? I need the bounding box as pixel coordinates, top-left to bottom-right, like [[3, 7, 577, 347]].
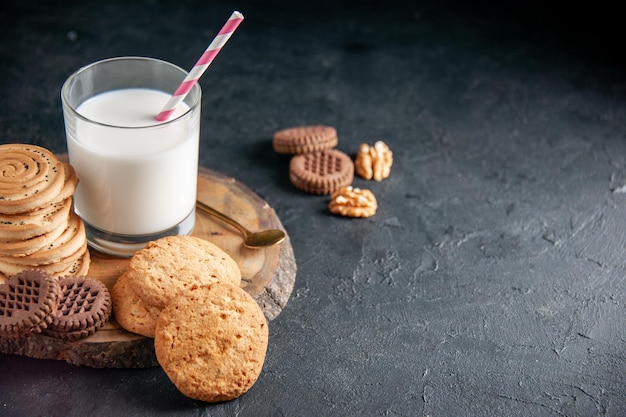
[[0, 198, 72, 241], [0, 215, 68, 257], [42, 241, 90, 279], [0, 212, 86, 266], [289, 149, 354, 195], [0, 144, 66, 214], [272, 125, 338, 154], [53, 163, 79, 204], [155, 283, 269, 402], [111, 272, 160, 338], [0, 242, 91, 283], [126, 235, 241, 311]]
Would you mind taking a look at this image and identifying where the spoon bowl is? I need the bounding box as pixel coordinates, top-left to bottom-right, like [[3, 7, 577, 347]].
[[196, 200, 286, 249]]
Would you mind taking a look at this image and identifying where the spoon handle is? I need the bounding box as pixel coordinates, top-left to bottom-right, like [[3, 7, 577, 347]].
[[195, 200, 250, 237]]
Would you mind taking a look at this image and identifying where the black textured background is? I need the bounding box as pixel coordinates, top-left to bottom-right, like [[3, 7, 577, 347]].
[[1, 1, 625, 416]]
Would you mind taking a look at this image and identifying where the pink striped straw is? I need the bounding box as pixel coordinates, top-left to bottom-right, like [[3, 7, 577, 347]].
[[156, 11, 244, 122]]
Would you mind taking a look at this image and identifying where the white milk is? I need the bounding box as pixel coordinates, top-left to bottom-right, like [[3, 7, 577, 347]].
[[67, 88, 199, 235]]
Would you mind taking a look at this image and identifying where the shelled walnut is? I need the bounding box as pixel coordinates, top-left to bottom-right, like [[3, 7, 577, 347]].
[[354, 140, 393, 181], [328, 186, 377, 218]]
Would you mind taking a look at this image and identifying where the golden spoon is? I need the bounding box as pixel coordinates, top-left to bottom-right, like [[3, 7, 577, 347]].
[[196, 200, 286, 249]]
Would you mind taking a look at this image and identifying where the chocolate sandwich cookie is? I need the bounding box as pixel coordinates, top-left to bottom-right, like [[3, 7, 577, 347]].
[[0, 269, 60, 339], [289, 149, 354, 195], [272, 125, 338, 154], [43, 276, 111, 341]]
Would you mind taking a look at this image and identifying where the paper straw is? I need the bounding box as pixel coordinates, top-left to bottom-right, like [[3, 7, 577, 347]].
[[155, 11, 244, 122]]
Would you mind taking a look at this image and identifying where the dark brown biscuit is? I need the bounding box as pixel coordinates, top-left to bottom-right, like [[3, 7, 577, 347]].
[[43, 276, 111, 341], [272, 125, 338, 154], [289, 149, 354, 195], [0, 269, 60, 339]]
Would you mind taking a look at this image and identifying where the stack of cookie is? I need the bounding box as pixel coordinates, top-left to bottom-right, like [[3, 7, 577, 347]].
[[272, 125, 354, 195], [0, 269, 111, 341], [0, 144, 90, 282], [111, 235, 242, 338], [111, 235, 268, 402]]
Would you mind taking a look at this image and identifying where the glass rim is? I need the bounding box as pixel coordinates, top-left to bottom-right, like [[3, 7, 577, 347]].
[[61, 56, 201, 130]]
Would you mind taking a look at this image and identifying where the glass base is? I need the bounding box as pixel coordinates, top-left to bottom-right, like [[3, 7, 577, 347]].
[[84, 208, 195, 257]]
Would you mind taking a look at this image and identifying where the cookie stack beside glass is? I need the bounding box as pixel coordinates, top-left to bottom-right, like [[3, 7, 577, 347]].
[[0, 144, 90, 283]]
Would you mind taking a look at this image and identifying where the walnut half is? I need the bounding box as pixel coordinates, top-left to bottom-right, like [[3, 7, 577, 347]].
[[328, 186, 377, 218], [355, 140, 393, 181]]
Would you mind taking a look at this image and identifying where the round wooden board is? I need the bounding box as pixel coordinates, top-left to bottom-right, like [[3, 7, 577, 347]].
[[0, 166, 296, 368]]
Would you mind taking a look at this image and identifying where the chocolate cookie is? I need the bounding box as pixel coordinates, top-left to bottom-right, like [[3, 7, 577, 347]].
[[272, 125, 338, 154], [289, 149, 354, 195], [43, 276, 111, 341], [0, 269, 60, 339]]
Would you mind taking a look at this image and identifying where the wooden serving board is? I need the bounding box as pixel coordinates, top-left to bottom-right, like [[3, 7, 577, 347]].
[[0, 166, 296, 368]]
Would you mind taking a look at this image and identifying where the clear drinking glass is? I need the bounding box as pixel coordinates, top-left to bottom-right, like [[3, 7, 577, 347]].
[[61, 57, 201, 257]]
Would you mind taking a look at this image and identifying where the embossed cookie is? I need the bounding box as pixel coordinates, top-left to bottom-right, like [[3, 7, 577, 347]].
[[126, 235, 242, 311], [273, 125, 338, 154], [0, 144, 66, 215], [0, 269, 60, 339], [111, 272, 160, 338], [155, 283, 269, 402], [44, 276, 111, 341], [289, 149, 354, 195]]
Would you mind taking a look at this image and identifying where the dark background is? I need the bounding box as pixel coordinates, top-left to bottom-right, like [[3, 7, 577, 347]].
[[1, 1, 625, 416]]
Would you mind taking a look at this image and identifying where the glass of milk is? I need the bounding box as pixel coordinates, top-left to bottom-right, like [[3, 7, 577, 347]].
[[61, 57, 201, 257]]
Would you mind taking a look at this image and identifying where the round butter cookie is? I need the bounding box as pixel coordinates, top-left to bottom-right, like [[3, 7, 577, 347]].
[[46, 247, 90, 280], [289, 149, 354, 195], [0, 244, 92, 283], [0, 269, 60, 339], [0, 214, 68, 257], [111, 272, 160, 338], [0, 198, 72, 241], [0, 211, 86, 266], [0, 144, 66, 214], [53, 163, 79, 204], [272, 125, 338, 154], [126, 235, 241, 311], [155, 283, 269, 402], [44, 275, 111, 341]]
